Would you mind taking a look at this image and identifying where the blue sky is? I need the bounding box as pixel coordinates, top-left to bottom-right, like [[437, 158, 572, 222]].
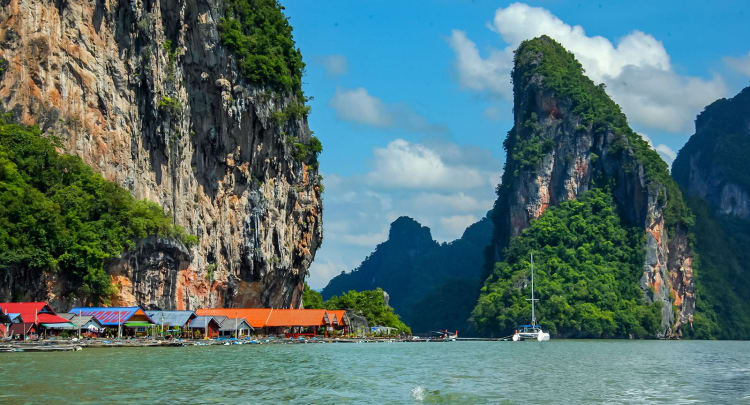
[[281, 1, 750, 288]]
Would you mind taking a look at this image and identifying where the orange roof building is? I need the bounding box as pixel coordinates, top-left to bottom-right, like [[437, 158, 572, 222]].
[[196, 308, 274, 329], [195, 308, 349, 331]]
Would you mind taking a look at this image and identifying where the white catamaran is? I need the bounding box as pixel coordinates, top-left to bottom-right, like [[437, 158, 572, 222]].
[[512, 253, 551, 342]]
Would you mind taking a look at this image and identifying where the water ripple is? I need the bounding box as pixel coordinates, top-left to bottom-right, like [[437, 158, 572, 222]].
[[1, 340, 749, 403]]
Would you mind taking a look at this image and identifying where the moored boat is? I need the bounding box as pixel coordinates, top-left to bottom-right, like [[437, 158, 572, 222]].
[[511, 253, 551, 342]]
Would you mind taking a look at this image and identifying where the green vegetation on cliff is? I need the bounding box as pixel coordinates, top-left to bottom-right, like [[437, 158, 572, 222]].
[[681, 198, 750, 339], [219, 0, 305, 99], [324, 288, 411, 334], [508, 36, 691, 232], [473, 189, 661, 337], [218, 0, 321, 171], [0, 114, 196, 304]]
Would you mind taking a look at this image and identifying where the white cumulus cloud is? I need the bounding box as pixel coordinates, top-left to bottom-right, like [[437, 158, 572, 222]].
[[329, 88, 447, 134], [448, 2, 727, 133], [367, 139, 488, 190], [724, 51, 750, 77], [448, 30, 513, 96], [330, 87, 390, 127], [408, 192, 492, 213], [654, 144, 677, 166]]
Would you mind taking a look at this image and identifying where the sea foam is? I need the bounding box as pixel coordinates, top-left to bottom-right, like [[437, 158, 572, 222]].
[[410, 386, 426, 401]]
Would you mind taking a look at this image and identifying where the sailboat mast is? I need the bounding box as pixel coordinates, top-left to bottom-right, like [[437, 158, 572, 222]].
[[531, 253, 536, 325]]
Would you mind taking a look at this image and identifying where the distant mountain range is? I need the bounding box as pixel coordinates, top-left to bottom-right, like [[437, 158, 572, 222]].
[[322, 215, 492, 334]]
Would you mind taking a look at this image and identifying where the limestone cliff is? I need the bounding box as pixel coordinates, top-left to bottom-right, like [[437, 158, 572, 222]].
[[672, 86, 750, 339], [673, 86, 750, 219], [485, 36, 694, 336], [0, 0, 322, 309]]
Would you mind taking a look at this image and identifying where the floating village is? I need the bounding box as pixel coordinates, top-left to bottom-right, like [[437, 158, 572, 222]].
[[0, 302, 420, 352]]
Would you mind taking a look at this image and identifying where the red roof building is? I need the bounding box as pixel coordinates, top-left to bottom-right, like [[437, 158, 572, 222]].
[[0, 302, 72, 325]]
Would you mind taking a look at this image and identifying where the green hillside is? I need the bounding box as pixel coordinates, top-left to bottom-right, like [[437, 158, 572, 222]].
[[473, 189, 661, 337], [0, 114, 196, 304]]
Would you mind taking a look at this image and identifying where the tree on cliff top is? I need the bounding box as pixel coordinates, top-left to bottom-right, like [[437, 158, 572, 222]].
[[219, 0, 305, 100], [0, 114, 197, 304]]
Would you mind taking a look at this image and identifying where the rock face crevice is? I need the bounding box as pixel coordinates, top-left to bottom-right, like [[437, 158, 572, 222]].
[[0, 0, 322, 309], [488, 37, 694, 336]]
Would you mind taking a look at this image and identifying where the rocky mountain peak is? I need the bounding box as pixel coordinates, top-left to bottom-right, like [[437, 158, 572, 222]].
[[673, 86, 750, 219], [479, 36, 695, 336], [387, 216, 436, 250]]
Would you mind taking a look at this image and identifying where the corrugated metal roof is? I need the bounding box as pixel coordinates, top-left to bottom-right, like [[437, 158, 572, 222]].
[[58, 313, 75, 320], [58, 315, 104, 329], [218, 317, 254, 332], [189, 316, 219, 329], [68, 307, 152, 326], [212, 315, 229, 324], [197, 309, 273, 328], [145, 311, 196, 327], [0, 302, 70, 325]]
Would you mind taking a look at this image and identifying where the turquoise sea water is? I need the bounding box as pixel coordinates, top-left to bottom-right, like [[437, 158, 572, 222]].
[[2, 340, 749, 404]]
